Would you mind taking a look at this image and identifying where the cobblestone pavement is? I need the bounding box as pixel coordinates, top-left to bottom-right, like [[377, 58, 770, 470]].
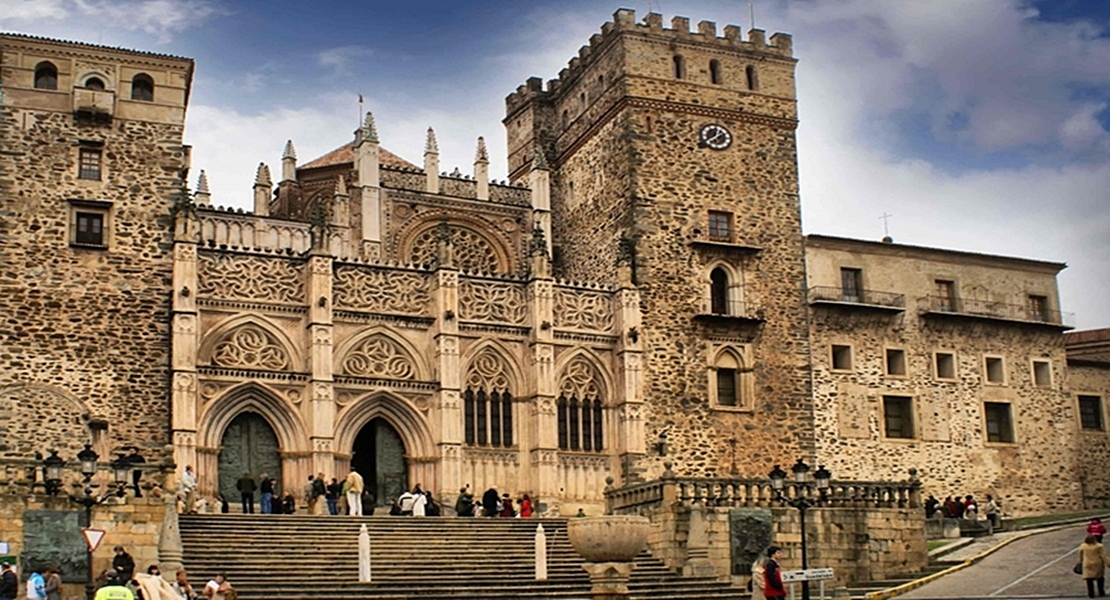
[[899, 524, 1095, 599]]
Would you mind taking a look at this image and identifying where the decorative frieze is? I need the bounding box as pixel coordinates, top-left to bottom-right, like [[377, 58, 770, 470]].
[[197, 253, 306, 304]]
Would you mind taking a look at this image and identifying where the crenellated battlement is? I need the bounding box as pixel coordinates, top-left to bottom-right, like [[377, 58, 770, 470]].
[[505, 8, 793, 114]]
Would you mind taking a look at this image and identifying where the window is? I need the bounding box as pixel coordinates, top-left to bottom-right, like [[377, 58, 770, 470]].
[[1027, 295, 1048, 322], [561, 110, 568, 128], [710, 268, 729, 314], [883, 396, 915, 439], [579, 92, 586, 111], [69, 200, 110, 248], [840, 268, 863, 302], [745, 65, 758, 90], [84, 77, 106, 91], [716, 368, 737, 407], [709, 59, 722, 84], [1079, 395, 1104, 431], [1032, 360, 1052, 387], [935, 352, 956, 380], [831, 345, 852, 371], [34, 62, 58, 90], [557, 394, 604, 452], [673, 55, 686, 79], [935, 280, 957, 311], [984, 402, 1014, 443], [711, 347, 751, 410], [885, 348, 907, 376], [131, 73, 154, 101], [708, 210, 732, 241], [79, 147, 102, 180], [75, 212, 105, 246], [463, 388, 513, 448], [985, 356, 1005, 384]]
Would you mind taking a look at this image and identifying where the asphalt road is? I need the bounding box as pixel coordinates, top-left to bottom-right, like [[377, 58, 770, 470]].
[[900, 524, 1101, 600]]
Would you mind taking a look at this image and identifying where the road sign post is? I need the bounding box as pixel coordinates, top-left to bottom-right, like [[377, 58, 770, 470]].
[[782, 568, 834, 600]]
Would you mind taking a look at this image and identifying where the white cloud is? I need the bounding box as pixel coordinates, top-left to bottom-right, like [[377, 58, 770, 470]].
[[0, 0, 220, 43], [0, 0, 68, 23], [316, 45, 374, 75]]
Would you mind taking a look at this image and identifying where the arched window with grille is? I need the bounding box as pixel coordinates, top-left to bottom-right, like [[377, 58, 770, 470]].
[[710, 345, 754, 410], [131, 73, 154, 101], [557, 356, 605, 452], [463, 349, 514, 448], [34, 62, 58, 90]]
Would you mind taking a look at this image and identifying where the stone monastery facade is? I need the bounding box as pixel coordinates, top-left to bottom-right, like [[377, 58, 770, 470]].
[[2, 9, 1107, 515]]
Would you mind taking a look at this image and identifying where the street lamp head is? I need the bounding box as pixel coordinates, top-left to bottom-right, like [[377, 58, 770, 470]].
[[768, 464, 787, 491], [814, 464, 832, 491], [42, 450, 65, 495], [76, 444, 99, 480], [791, 458, 810, 483], [110, 454, 130, 487]]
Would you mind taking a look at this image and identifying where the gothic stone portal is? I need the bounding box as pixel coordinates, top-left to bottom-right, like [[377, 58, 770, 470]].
[[218, 412, 281, 504], [352, 418, 407, 507]]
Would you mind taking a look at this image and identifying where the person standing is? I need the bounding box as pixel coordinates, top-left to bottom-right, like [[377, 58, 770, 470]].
[[302, 476, 316, 514], [398, 489, 415, 516], [93, 571, 133, 600], [519, 494, 533, 518], [0, 562, 15, 600], [482, 487, 500, 519], [325, 478, 341, 515], [258, 474, 274, 515], [112, 546, 136, 583], [983, 495, 1000, 529], [25, 568, 45, 600], [345, 469, 364, 516], [924, 495, 939, 519], [42, 567, 61, 600], [312, 473, 326, 515], [763, 546, 787, 600], [1079, 534, 1110, 598], [750, 555, 767, 600], [499, 493, 516, 517], [181, 465, 198, 514], [412, 489, 428, 517], [1090, 519, 1107, 544], [455, 488, 474, 517], [235, 472, 256, 514]]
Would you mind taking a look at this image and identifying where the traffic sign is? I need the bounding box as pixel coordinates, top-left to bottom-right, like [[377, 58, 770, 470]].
[[782, 567, 834, 582], [82, 528, 106, 552]]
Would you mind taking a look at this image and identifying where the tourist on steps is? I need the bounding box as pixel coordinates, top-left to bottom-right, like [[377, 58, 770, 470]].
[[399, 489, 415, 516], [281, 491, 296, 514], [171, 568, 196, 600], [412, 488, 428, 516], [481, 487, 500, 518], [112, 547, 136, 583], [518, 494, 533, 518], [325, 478, 341, 515], [499, 493, 516, 517], [762, 546, 786, 600], [749, 554, 767, 600], [235, 472, 256, 514], [345, 469, 364, 516], [258, 474, 274, 514], [455, 487, 475, 517]]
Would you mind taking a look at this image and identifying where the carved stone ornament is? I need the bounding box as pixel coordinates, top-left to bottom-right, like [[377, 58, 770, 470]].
[[459, 279, 528, 324], [560, 356, 603, 400], [312, 383, 332, 402], [465, 349, 513, 392], [341, 335, 418, 379], [197, 253, 306, 304], [173, 373, 197, 393], [333, 266, 430, 314], [408, 225, 504, 274], [211, 325, 292, 370], [173, 314, 196, 334], [554, 288, 615, 332], [313, 326, 333, 346], [176, 244, 197, 261]]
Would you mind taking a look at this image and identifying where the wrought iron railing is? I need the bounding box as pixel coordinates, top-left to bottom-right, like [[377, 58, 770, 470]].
[[920, 295, 1074, 327], [807, 286, 906, 308], [698, 299, 759, 319]]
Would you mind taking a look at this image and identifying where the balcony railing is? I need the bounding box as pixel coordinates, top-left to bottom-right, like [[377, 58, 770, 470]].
[[807, 286, 906, 309], [696, 299, 762, 321], [920, 296, 1075, 327]]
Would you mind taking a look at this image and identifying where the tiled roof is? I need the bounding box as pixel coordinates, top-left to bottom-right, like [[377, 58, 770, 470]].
[[300, 143, 416, 171], [0, 32, 192, 62]]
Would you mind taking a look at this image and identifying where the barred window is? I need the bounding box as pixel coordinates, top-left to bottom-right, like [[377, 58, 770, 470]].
[[557, 394, 604, 452], [464, 388, 513, 448]]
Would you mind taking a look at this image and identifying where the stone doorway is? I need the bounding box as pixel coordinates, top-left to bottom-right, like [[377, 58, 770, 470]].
[[352, 418, 407, 506], [217, 411, 281, 505]]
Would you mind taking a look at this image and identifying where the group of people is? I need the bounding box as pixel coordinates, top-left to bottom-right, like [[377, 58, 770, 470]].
[[1079, 519, 1110, 598], [924, 493, 1001, 527], [453, 488, 534, 518], [0, 547, 232, 600], [748, 546, 788, 600]]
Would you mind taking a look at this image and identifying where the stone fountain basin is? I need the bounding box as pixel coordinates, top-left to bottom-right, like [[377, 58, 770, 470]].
[[566, 515, 651, 562]]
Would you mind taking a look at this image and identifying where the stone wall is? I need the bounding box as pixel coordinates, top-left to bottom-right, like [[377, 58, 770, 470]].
[[1068, 359, 1110, 507]]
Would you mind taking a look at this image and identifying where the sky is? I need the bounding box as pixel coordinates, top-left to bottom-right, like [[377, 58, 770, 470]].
[[2, 0, 1108, 328]]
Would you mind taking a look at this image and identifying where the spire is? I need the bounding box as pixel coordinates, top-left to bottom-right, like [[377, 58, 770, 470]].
[[282, 140, 297, 160], [425, 127, 439, 154], [254, 163, 272, 186], [281, 140, 297, 182], [361, 112, 379, 143], [533, 146, 548, 170], [475, 136, 489, 163], [335, 174, 347, 195], [196, 170, 209, 194]]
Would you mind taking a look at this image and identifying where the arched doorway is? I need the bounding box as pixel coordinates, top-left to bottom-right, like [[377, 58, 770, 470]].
[[218, 412, 281, 504], [352, 418, 406, 506]]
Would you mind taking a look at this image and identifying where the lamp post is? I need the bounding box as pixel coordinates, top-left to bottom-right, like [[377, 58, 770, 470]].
[[769, 458, 832, 600], [42, 444, 138, 600]]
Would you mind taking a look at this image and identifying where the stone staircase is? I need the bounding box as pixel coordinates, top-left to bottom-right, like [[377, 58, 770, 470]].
[[179, 514, 746, 599]]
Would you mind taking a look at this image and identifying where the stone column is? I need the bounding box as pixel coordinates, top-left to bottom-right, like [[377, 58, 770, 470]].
[[355, 113, 381, 258], [170, 207, 201, 491], [529, 149, 552, 257], [528, 264, 558, 503], [424, 127, 440, 194], [253, 163, 271, 216], [433, 247, 461, 495], [306, 252, 336, 478], [614, 273, 645, 482], [331, 175, 351, 258]]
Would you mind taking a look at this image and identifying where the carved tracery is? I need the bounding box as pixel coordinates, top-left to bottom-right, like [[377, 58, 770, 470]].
[[197, 253, 305, 304], [407, 226, 504, 274], [333, 266, 430, 314], [459, 279, 527, 324], [341, 335, 418, 380], [211, 325, 292, 371], [554, 288, 614, 332], [464, 348, 514, 448], [558, 356, 605, 453]]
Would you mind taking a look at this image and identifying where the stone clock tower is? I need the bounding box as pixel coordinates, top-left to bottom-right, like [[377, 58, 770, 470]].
[[505, 9, 811, 481]]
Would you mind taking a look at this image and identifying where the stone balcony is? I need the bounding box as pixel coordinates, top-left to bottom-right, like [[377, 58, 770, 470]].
[[919, 295, 1075, 329], [807, 286, 906, 312]]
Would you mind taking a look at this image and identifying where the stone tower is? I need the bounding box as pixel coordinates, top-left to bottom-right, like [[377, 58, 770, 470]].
[[505, 10, 810, 479], [0, 34, 193, 458]]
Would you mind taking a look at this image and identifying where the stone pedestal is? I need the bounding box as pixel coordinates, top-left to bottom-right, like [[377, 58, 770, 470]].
[[582, 562, 635, 599], [567, 515, 651, 600]]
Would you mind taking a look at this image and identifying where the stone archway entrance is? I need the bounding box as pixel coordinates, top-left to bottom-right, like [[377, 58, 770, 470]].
[[352, 418, 407, 506], [218, 411, 281, 504]]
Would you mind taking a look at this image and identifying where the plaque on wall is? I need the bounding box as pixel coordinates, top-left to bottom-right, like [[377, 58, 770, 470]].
[[730, 508, 773, 576], [21, 510, 88, 583]]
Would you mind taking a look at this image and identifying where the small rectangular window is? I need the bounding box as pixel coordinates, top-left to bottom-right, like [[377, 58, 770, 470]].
[[831, 345, 852, 371], [79, 148, 102, 180], [1032, 360, 1052, 387], [985, 356, 1005, 384], [75, 212, 105, 246], [935, 352, 956, 380], [708, 211, 732, 242], [935, 280, 957, 311], [716, 368, 737, 407], [1027, 295, 1048, 322], [885, 348, 907, 376], [984, 402, 1014, 443], [841, 268, 863, 302], [883, 396, 915, 439], [1079, 396, 1104, 431]]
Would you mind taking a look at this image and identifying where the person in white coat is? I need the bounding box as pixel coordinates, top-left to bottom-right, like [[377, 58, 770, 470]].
[[412, 492, 427, 517]]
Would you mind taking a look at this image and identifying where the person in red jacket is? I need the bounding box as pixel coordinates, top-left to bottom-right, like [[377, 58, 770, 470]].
[[1089, 518, 1107, 543], [763, 546, 787, 600]]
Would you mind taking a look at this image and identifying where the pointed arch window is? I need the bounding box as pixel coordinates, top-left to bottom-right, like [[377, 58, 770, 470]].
[[710, 346, 754, 410], [557, 358, 604, 452], [131, 73, 154, 101], [34, 62, 58, 90], [710, 268, 730, 315], [464, 351, 514, 448]]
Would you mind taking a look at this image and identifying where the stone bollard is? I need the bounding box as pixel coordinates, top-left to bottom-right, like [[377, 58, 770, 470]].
[[536, 524, 548, 581], [567, 515, 651, 600], [358, 524, 371, 582]]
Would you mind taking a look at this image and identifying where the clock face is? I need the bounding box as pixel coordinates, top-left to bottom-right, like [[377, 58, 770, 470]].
[[699, 124, 732, 150]]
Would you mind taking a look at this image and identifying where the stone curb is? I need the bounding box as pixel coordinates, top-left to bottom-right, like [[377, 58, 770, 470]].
[[862, 514, 1110, 600], [926, 537, 973, 560]]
